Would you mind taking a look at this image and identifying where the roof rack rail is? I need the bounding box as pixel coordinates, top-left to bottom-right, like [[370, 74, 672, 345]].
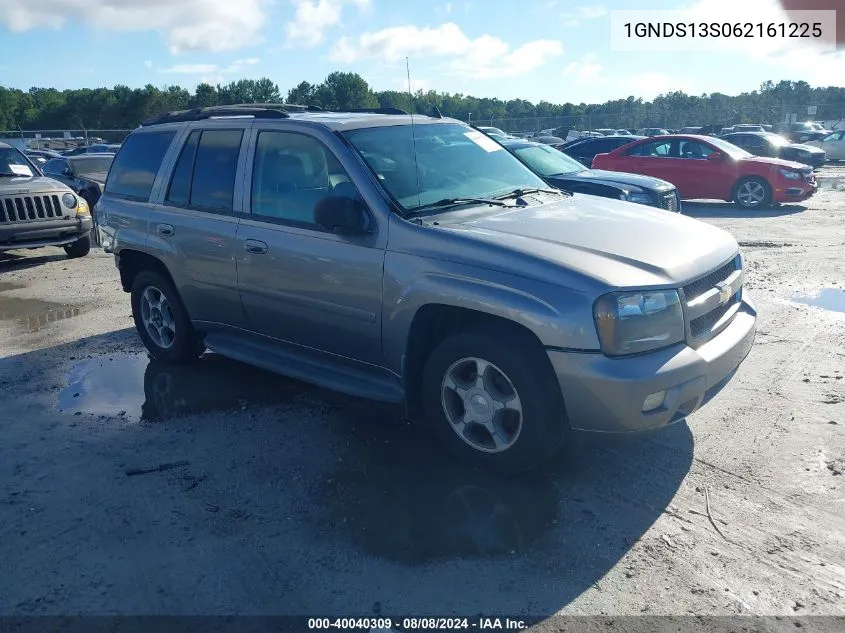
[[328, 107, 409, 115], [141, 105, 291, 126]]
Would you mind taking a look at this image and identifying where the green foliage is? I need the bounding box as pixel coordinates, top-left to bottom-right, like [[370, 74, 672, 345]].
[[1, 75, 843, 131]]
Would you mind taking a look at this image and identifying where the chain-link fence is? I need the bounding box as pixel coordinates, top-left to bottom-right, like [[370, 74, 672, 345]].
[[474, 104, 845, 136], [0, 129, 133, 152]]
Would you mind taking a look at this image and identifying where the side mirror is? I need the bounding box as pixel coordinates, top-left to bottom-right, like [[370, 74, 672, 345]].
[[314, 196, 369, 235], [706, 152, 723, 161], [62, 167, 73, 176]]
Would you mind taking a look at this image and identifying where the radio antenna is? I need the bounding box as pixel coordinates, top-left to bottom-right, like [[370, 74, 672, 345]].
[[406, 56, 422, 211]]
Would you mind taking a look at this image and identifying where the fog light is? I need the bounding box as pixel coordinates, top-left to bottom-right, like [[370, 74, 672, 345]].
[[642, 390, 666, 412]]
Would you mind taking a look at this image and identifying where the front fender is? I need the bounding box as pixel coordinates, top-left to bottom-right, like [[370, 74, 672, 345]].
[[382, 251, 600, 375]]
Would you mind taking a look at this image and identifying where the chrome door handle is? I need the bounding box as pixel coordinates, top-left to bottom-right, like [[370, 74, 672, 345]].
[[244, 239, 268, 255], [157, 223, 175, 237]]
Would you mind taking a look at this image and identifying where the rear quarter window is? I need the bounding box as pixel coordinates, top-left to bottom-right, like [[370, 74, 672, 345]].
[[105, 131, 176, 201]]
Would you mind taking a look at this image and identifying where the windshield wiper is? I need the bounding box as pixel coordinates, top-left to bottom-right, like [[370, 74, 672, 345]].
[[407, 197, 513, 216], [493, 186, 563, 199]]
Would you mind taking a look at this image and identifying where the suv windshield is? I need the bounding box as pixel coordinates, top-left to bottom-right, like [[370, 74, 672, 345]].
[[511, 143, 585, 177], [0, 147, 36, 177], [343, 122, 548, 212]]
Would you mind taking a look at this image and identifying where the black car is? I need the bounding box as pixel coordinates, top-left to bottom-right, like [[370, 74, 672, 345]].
[[42, 153, 114, 208], [776, 122, 829, 144], [720, 132, 826, 168], [24, 149, 62, 166], [502, 139, 680, 212], [560, 135, 645, 167]]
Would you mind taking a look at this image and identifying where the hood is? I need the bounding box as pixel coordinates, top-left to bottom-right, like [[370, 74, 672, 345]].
[[787, 143, 825, 154], [80, 172, 108, 185], [435, 194, 738, 288], [0, 175, 73, 195], [557, 168, 674, 191], [741, 155, 811, 170]]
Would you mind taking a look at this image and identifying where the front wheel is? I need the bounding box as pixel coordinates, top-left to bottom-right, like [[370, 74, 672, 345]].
[[130, 271, 205, 364], [421, 325, 568, 474], [63, 235, 91, 258], [734, 177, 772, 210]]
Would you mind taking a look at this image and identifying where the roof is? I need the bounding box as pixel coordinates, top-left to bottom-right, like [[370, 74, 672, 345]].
[[67, 153, 116, 159], [138, 104, 456, 131], [0, 142, 12, 149]]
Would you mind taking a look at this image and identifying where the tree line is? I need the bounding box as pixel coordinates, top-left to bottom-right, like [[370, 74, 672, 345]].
[[1, 72, 843, 133]]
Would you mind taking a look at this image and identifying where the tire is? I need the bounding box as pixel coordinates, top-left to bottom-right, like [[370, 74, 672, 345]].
[[63, 235, 91, 258], [130, 270, 205, 364], [421, 324, 568, 475], [733, 177, 772, 210]]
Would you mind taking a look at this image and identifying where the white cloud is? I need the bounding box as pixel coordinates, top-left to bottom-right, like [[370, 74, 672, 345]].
[[283, 0, 371, 47], [562, 53, 603, 81], [224, 58, 260, 73], [560, 4, 608, 26], [143, 59, 153, 69], [621, 72, 698, 100], [199, 75, 226, 86], [160, 63, 219, 74], [394, 78, 428, 92], [0, 0, 268, 53], [330, 23, 563, 78]]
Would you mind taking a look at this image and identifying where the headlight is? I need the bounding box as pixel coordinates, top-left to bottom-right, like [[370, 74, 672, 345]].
[[593, 290, 685, 356], [621, 191, 653, 205], [76, 197, 90, 216], [779, 168, 801, 180], [61, 193, 78, 209]]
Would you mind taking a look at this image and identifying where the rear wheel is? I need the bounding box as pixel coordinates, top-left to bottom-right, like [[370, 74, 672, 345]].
[[421, 325, 567, 474], [734, 177, 772, 210], [64, 235, 91, 258], [131, 270, 204, 364]]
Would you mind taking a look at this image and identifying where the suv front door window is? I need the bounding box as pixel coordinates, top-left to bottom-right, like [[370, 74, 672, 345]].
[[236, 129, 384, 363]]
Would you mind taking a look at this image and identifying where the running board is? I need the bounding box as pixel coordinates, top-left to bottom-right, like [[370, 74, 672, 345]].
[[203, 331, 404, 404]]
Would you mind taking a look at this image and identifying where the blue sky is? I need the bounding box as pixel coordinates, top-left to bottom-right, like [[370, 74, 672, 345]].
[[0, 0, 842, 104]]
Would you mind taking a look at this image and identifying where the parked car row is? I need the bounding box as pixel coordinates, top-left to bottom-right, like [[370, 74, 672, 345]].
[[592, 134, 817, 210]]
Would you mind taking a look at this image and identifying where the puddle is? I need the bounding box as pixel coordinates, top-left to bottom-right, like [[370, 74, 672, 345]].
[[792, 288, 845, 313], [0, 292, 83, 333], [58, 352, 310, 421], [316, 423, 560, 564]]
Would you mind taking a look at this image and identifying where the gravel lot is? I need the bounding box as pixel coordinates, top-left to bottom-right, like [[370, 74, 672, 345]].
[[0, 169, 843, 621]]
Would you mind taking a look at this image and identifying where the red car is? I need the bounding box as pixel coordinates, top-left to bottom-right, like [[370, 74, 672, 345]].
[[592, 135, 818, 210]]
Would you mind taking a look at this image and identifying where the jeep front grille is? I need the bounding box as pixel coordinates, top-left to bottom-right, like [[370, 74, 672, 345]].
[[0, 195, 63, 223], [682, 254, 743, 347]]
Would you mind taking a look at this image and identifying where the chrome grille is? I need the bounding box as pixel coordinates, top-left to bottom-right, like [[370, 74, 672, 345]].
[[0, 195, 63, 223], [682, 254, 743, 347], [658, 190, 679, 212]]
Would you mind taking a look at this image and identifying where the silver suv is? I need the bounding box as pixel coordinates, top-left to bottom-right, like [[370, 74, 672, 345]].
[[0, 142, 93, 257], [98, 104, 757, 473]]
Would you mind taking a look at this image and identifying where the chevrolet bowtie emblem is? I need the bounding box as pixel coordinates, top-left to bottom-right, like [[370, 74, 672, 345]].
[[717, 282, 732, 305]]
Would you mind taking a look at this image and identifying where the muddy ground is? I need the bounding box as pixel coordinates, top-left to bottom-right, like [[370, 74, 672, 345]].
[[0, 169, 843, 623]]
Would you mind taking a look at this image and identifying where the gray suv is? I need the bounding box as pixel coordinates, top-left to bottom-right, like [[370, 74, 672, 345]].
[[98, 105, 757, 473]]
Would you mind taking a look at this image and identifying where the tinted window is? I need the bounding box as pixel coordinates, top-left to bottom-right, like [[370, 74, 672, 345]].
[[189, 130, 243, 212], [43, 158, 68, 175], [628, 140, 672, 157], [678, 140, 716, 159], [166, 131, 200, 206], [251, 131, 359, 227], [72, 156, 114, 178], [105, 131, 175, 201]]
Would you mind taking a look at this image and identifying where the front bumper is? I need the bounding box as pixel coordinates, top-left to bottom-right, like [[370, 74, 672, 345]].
[[547, 295, 757, 433], [0, 216, 92, 251], [774, 180, 817, 203]]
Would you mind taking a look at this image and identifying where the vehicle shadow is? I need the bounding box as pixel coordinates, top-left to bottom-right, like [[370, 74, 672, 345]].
[[682, 200, 807, 218], [0, 250, 69, 271], [1, 337, 694, 617]]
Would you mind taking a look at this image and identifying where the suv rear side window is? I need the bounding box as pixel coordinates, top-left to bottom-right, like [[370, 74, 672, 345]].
[[165, 129, 243, 213], [105, 131, 175, 201]]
